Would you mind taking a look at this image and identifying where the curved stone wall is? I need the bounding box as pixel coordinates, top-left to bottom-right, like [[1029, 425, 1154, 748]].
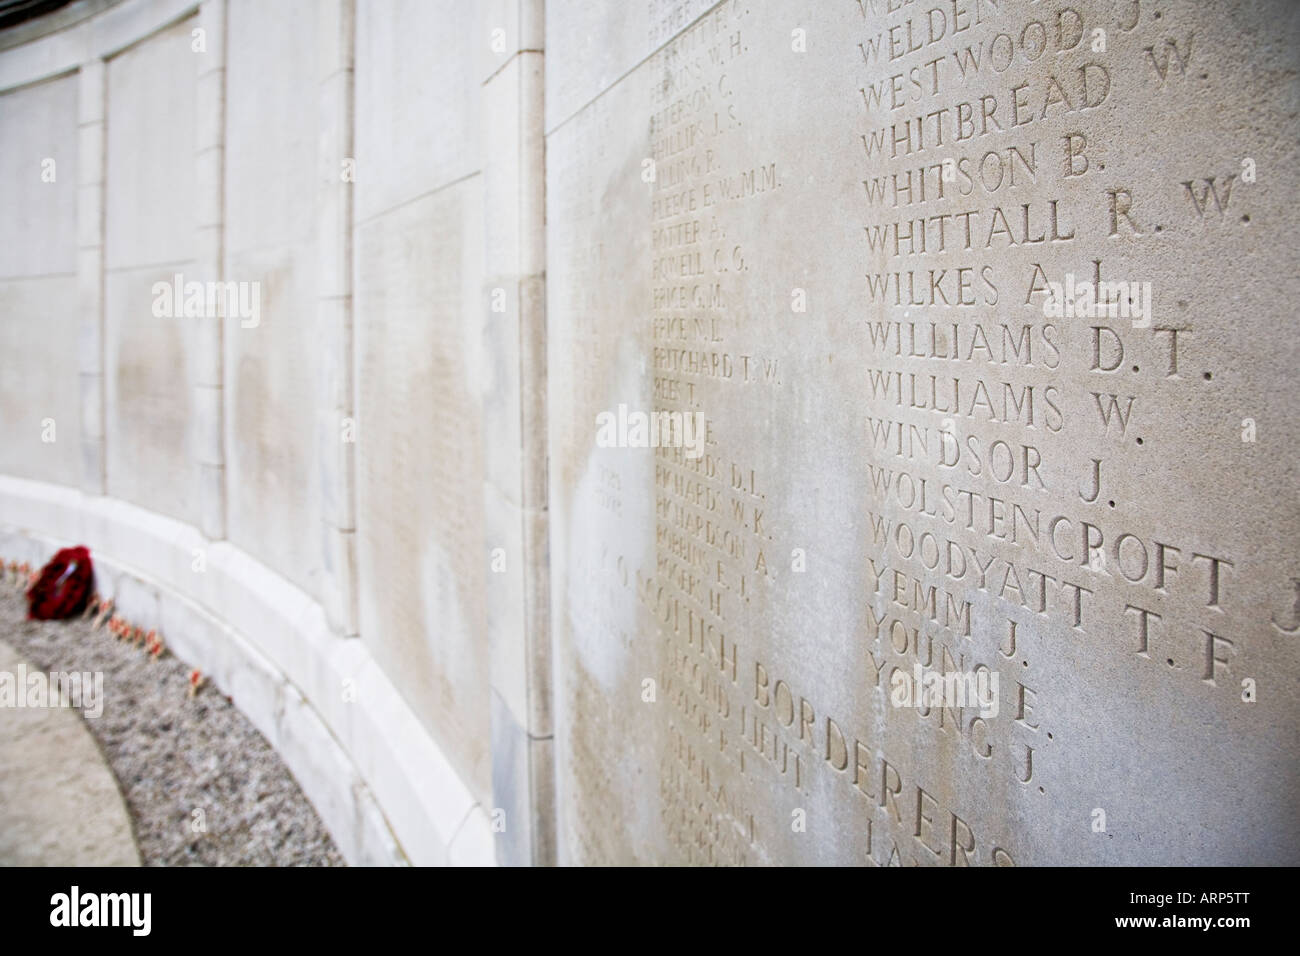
[[4, 0, 1297, 868], [0, 0, 549, 865]]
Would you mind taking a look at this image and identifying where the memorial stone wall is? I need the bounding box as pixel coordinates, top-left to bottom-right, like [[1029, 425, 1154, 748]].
[[0, 0, 1295, 865], [547, 0, 1300, 865]]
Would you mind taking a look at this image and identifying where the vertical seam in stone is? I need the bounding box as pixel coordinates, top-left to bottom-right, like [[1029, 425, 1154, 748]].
[[79, 57, 107, 495], [195, 0, 228, 539], [323, 0, 358, 636]]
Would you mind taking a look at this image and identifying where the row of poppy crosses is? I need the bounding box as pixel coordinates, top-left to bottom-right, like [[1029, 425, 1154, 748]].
[[3, 558, 206, 698]]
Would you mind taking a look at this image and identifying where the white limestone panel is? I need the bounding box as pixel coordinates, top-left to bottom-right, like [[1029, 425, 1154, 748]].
[[223, 0, 325, 599], [354, 176, 492, 805]]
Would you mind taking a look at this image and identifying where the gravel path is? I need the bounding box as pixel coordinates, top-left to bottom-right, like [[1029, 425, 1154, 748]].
[[0, 582, 344, 866]]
